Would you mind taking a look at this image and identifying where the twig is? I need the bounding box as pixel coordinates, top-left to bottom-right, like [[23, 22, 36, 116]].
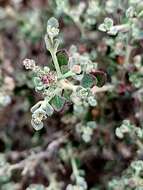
[[6, 135, 67, 175], [92, 84, 114, 94]]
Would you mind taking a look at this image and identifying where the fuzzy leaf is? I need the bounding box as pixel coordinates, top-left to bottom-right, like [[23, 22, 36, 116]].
[[98, 23, 106, 32], [44, 103, 54, 116], [57, 49, 69, 66], [63, 89, 72, 101], [47, 17, 59, 28], [50, 95, 65, 111], [33, 77, 43, 91], [81, 74, 95, 88], [91, 70, 107, 87], [104, 17, 113, 30], [31, 120, 44, 131], [44, 34, 52, 50], [33, 77, 41, 85]]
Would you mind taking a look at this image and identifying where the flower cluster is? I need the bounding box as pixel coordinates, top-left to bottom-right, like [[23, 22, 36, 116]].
[[23, 59, 36, 70]]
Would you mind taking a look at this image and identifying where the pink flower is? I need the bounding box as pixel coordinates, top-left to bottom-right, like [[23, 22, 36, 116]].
[[41, 72, 56, 86]]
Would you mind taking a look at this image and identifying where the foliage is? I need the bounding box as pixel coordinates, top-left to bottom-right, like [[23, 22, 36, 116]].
[[23, 17, 106, 131], [0, 0, 143, 189]]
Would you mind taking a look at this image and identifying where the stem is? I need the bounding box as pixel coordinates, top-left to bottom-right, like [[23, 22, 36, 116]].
[[31, 101, 43, 113], [136, 140, 143, 151], [91, 85, 114, 94], [50, 50, 62, 79], [44, 88, 62, 102], [59, 80, 77, 92], [115, 23, 130, 32], [68, 145, 79, 185], [71, 157, 79, 184], [123, 20, 133, 68], [124, 45, 132, 68], [61, 71, 76, 79], [64, 10, 85, 39], [8, 136, 66, 173], [75, 20, 85, 39], [138, 10, 143, 18]]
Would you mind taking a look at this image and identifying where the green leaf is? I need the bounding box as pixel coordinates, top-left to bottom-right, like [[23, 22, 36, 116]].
[[81, 74, 95, 88], [57, 49, 69, 66], [50, 95, 65, 111], [63, 89, 72, 101]]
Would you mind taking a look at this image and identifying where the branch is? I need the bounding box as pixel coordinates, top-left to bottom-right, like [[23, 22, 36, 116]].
[[4, 135, 67, 176]]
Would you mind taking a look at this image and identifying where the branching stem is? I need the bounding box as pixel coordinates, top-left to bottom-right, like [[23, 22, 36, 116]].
[[50, 50, 62, 79]]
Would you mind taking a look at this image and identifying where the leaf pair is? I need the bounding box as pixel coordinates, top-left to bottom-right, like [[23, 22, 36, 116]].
[[81, 70, 107, 88]]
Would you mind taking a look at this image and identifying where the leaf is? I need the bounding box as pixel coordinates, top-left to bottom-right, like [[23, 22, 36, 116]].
[[31, 119, 44, 131], [104, 17, 113, 30], [33, 77, 44, 91], [81, 74, 95, 88], [98, 23, 106, 32], [33, 77, 41, 85], [47, 17, 59, 28], [44, 34, 52, 50], [63, 89, 72, 101], [44, 103, 54, 116], [91, 70, 107, 87], [57, 49, 69, 66], [50, 95, 65, 111]]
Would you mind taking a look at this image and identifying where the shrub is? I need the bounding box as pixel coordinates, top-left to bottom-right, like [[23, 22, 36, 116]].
[[0, 0, 143, 189]]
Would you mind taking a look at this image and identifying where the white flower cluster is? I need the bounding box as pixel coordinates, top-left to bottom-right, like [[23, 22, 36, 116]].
[[23, 59, 36, 70]]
